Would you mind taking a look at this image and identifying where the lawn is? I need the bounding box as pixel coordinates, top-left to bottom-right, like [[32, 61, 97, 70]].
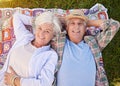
[[0, 0, 120, 86]]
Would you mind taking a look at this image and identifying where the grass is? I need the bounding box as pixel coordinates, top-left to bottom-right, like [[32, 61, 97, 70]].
[[0, 0, 120, 86]]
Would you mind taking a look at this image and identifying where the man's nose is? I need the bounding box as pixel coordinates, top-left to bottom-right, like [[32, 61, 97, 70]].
[[74, 24, 79, 30]]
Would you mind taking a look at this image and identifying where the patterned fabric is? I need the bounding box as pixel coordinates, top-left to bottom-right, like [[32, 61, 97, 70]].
[[0, 3, 119, 86], [0, 3, 108, 68]]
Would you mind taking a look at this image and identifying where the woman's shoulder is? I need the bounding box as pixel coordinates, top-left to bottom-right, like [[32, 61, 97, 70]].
[[49, 48, 58, 55]]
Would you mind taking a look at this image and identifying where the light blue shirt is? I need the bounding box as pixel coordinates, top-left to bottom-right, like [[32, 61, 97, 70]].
[[0, 12, 58, 86], [57, 39, 96, 86]]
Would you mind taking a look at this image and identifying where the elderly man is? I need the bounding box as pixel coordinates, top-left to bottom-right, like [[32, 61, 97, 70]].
[[56, 10, 120, 86]]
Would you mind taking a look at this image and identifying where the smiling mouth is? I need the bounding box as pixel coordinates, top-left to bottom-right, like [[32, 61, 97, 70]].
[[72, 31, 80, 33]]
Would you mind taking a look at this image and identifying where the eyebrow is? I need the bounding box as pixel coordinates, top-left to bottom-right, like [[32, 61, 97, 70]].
[[45, 28, 53, 31]]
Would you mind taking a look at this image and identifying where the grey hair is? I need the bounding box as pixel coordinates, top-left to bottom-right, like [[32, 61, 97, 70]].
[[35, 11, 61, 35], [66, 19, 87, 27]]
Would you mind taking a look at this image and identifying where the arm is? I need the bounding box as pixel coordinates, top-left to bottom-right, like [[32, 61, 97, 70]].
[[87, 19, 120, 50], [15, 52, 58, 86], [20, 52, 58, 86], [13, 12, 33, 40], [87, 19, 105, 28], [4, 52, 58, 86]]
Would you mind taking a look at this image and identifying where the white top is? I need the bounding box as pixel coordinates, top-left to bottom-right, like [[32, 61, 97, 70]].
[[7, 43, 36, 77], [0, 12, 58, 86]]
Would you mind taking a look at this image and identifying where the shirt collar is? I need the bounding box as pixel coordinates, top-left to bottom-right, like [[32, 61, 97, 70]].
[[67, 39, 85, 49], [31, 43, 51, 52]]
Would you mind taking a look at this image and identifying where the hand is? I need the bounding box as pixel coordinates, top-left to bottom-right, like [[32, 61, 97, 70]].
[[4, 66, 17, 85]]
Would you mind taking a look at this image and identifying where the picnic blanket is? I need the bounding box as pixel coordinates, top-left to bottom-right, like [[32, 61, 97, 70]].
[[0, 3, 108, 69]]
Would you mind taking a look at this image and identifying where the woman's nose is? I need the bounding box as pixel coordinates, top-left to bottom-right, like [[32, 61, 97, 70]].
[[39, 31, 45, 38]]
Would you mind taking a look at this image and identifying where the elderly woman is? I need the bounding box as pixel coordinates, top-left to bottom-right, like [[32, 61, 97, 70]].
[[0, 11, 61, 86], [56, 10, 120, 86]]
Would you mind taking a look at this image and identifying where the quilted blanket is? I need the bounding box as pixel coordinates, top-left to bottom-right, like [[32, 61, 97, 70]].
[[0, 3, 108, 69]]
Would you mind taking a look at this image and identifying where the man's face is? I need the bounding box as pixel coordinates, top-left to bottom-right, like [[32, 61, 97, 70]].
[[34, 23, 54, 47], [67, 18, 86, 44]]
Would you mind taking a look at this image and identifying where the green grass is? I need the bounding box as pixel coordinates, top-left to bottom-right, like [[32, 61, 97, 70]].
[[0, 0, 120, 86]]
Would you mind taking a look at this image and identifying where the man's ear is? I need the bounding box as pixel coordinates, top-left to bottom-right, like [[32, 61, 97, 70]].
[[66, 26, 69, 31]]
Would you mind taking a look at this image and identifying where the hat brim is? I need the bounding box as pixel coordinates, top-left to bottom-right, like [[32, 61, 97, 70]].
[[66, 15, 88, 22]]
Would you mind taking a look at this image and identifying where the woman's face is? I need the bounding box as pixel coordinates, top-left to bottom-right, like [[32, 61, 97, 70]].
[[66, 18, 86, 44], [34, 23, 54, 47]]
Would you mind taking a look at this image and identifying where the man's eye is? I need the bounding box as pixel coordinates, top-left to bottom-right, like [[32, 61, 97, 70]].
[[78, 23, 84, 25], [78, 23, 82, 25], [45, 31, 50, 33]]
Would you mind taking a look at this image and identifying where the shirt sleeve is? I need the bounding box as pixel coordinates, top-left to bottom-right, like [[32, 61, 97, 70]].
[[13, 12, 33, 40], [95, 19, 120, 51], [51, 31, 66, 71], [20, 51, 58, 86]]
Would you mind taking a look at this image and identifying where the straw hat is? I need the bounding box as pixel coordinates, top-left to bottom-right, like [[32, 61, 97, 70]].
[[66, 10, 88, 22]]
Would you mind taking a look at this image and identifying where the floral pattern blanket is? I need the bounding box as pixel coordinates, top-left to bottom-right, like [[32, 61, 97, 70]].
[[0, 3, 108, 69]]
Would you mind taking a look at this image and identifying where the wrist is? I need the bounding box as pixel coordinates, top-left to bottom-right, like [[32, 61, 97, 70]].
[[11, 75, 20, 86], [14, 76, 20, 86]]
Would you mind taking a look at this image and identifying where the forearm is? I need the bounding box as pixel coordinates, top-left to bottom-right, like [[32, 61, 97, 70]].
[[13, 12, 32, 26], [13, 12, 33, 39], [87, 19, 105, 28], [96, 19, 120, 50]]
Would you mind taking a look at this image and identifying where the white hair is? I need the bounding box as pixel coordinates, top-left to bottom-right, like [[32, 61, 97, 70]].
[[35, 11, 61, 35], [66, 19, 87, 26]]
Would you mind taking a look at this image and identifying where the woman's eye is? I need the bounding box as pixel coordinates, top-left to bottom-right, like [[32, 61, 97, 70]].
[[70, 22, 74, 25], [39, 28, 42, 30]]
